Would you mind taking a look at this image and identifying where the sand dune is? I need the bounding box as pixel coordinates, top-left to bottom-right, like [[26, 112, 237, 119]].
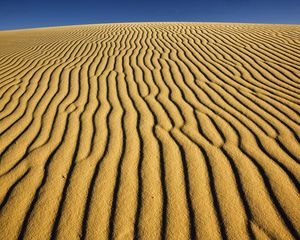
[[0, 23, 299, 239]]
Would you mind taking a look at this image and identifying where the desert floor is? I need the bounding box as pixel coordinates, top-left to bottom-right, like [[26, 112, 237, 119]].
[[0, 23, 299, 240]]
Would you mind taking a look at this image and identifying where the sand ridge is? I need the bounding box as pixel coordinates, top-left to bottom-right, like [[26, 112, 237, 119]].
[[0, 23, 299, 239]]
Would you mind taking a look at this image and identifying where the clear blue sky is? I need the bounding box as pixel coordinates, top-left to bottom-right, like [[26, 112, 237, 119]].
[[0, 0, 299, 30]]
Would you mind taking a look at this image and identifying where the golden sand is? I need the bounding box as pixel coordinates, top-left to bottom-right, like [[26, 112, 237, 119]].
[[0, 23, 299, 239]]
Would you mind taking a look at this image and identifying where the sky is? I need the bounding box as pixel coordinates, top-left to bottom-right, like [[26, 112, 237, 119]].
[[0, 0, 299, 30]]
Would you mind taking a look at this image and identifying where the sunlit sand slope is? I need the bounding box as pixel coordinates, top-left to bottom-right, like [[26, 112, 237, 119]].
[[0, 23, 300, 240]]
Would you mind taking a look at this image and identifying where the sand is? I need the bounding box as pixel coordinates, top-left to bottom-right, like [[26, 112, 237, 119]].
[[0, 23, 299, 240]]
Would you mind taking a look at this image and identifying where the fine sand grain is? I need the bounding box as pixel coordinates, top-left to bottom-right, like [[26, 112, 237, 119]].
[[0, 23, 299, 239]]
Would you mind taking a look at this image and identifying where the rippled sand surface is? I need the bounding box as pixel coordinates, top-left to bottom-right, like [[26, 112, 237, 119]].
[[0, 23, 299, 239]]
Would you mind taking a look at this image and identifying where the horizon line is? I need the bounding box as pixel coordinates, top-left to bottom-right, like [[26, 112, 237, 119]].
[[1, 20, 299, 32]]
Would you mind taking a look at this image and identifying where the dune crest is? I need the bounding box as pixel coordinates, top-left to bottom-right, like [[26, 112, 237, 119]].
[[0, 23, 299, 239]]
